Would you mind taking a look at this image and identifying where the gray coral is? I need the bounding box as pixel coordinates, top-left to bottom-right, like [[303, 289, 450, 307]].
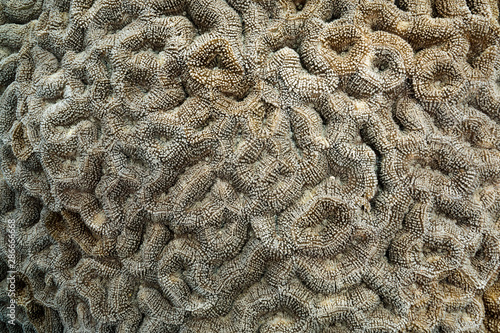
[[1, 0, 500, 332]]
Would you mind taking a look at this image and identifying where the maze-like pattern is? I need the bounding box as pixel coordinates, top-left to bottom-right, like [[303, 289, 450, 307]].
[[1, 0, 500, 332]]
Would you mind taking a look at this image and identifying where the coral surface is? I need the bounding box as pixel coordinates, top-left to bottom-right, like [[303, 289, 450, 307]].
[[1, 0, 500, 332]]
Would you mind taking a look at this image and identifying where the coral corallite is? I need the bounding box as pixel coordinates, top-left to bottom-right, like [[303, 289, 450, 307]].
[[2, 0, 500, 332]]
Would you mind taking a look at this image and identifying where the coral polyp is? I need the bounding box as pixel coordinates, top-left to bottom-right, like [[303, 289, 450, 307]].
[[1, 0, 500, 332]]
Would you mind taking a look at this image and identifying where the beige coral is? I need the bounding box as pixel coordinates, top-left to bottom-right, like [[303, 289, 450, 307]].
[[1, 0, 500, 332]]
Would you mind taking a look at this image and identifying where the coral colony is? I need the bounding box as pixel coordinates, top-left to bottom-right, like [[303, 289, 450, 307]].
[[1, 0, 500, 332]]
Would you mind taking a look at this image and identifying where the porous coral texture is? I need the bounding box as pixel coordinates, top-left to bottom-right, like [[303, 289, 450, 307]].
[[1, 0, 500, 332]]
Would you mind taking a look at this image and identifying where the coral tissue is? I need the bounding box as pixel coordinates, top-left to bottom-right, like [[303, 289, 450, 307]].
[[2, 0, 500, 332]]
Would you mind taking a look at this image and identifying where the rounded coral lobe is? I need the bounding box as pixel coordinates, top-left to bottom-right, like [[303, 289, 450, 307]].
[[1, 0, 500, 332]]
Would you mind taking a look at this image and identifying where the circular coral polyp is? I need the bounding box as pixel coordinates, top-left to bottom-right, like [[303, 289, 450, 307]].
[[347, 30, 413, 95], [320, 24, 369, 75], [348, 45, 406, 96], [414, 50, 465, 103]]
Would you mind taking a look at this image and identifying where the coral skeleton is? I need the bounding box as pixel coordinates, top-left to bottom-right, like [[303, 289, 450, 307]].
[[1, 0, 500, 332]]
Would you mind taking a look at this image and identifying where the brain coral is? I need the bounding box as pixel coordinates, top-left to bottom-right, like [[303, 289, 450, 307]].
[[1, 0, 500, 332]]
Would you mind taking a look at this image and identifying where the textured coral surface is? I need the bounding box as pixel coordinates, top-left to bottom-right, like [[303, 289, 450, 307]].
[[1, 0, 500, 332]]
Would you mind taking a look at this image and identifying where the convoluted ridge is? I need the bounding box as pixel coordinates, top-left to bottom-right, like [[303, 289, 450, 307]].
[[1, 0, 500, 332]]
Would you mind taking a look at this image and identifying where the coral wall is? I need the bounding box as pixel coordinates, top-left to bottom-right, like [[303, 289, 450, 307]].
[[1, 0, 500, 332]]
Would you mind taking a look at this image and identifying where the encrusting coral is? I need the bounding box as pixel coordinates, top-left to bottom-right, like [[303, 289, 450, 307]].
[[1, 0, 500, 332]]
